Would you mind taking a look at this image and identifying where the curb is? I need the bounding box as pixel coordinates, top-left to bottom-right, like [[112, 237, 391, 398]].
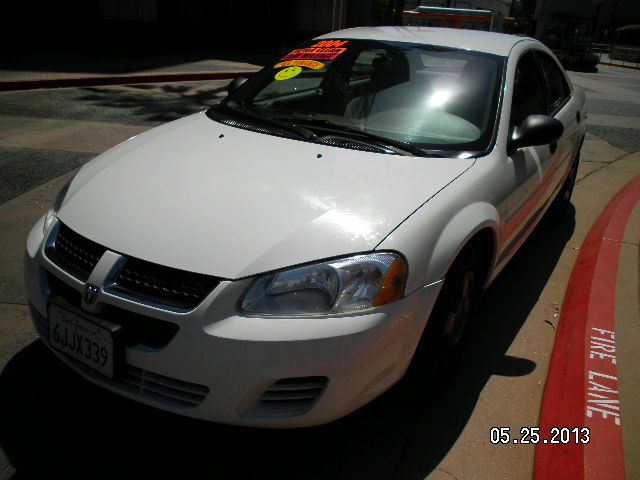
[[0, 70, 258, 92], [598, 62, 640, 71], [534, 175, 640, 480]]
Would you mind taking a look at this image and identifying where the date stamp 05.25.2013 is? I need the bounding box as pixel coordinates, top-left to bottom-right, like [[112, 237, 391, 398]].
[[489, 427, 590, 445]]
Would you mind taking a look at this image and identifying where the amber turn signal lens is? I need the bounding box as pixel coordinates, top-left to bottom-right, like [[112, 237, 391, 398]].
[[374, 257, 407, 306]]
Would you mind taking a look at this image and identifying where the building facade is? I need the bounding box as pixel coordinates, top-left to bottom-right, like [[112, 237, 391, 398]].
[[405, 0, 511, 17], [1, 0, 405, 52], [403, 1, 513, 32], [533, 0, 640, 45]]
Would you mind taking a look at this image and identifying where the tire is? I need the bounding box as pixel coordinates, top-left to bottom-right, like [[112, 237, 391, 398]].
[[410, 250, 481, 386], [549, 151, 580, 219]]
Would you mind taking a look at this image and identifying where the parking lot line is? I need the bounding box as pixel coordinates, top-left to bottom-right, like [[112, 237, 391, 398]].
[[534, 175, 640, 480]]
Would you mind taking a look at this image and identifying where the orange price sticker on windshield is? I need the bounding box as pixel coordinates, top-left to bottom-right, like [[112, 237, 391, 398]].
[[281, 40, 348, 62], [274, 60, 325, 70]]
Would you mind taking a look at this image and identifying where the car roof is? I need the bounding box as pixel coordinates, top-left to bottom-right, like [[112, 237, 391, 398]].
[[315, 26, 536, 57]]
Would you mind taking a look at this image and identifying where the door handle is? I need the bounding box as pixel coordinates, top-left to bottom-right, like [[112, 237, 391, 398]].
[[550, 142, 557, 154]]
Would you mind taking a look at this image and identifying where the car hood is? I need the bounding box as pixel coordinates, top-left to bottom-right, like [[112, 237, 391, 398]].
[[58, 112, 473, 279]]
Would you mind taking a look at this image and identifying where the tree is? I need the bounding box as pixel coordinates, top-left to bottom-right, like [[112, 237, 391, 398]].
[[512, 0, 538, 36]]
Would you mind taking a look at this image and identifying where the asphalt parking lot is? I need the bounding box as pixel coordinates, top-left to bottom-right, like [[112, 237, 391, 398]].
[[0, 64, 639, 479]]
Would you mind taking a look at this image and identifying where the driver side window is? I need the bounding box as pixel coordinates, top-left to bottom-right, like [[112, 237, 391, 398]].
[[510, 52, 546, 129]]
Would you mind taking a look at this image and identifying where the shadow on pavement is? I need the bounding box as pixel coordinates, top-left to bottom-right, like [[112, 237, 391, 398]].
[[0, 209, 575, 479], [77, 84, 229, 125], [394, 208, 576, 478]]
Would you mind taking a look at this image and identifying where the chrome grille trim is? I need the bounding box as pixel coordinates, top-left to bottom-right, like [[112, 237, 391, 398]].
[[44, 223, 220, 311]]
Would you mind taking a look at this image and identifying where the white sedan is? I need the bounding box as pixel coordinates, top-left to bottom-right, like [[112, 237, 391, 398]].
[[24, 27, 585, 427]]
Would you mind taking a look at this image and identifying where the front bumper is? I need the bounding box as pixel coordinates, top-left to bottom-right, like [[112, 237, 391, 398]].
[[24, 216, 443, 427]]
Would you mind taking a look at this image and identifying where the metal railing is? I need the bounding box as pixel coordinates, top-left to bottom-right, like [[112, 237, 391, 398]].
[[592, 45, 640, 69]]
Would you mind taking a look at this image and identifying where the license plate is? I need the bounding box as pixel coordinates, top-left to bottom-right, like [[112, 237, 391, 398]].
[[49, 303, 120, 378]]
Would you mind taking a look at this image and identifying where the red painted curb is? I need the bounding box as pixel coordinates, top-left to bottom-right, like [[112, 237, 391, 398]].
[[534, 176, 640, 480], [0, 71, 258, 92]]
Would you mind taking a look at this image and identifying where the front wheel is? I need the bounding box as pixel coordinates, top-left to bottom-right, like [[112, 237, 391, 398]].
[[550, 151, 580, 219], [411, 251, 481, 386]]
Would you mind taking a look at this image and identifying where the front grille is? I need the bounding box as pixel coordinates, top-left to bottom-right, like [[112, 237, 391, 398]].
[[112, 257, 220, 310], [118, 366, 209, 409], [76, 362, 207, 409], [46, 223, 107, 281], [249, 377, 328, 416], [45, 223, 219, 310], [46, 272, 179, 350], [319, 136, 390, 153]]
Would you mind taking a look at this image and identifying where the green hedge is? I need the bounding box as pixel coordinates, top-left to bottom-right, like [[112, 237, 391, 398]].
[[554, 51, 599, 72]]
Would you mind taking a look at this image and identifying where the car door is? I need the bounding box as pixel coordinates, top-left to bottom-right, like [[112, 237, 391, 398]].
[[499, 50, 554, 256]]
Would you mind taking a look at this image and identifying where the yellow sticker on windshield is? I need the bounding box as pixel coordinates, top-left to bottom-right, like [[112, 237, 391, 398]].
[[274, 66, 303, 81], [274, 60, 324, 70]]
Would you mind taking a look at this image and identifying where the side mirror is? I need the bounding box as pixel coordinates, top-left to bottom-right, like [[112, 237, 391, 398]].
[[507, 115, 564, 156], [227, 77, 248, 95]]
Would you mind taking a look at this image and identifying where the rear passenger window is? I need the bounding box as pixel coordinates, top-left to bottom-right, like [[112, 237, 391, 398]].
[[536, 52, 570, 114]]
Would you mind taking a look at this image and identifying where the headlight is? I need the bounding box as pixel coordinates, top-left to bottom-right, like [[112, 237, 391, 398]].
[[43, 177, 73, 234], [240, 252, 407, 315]]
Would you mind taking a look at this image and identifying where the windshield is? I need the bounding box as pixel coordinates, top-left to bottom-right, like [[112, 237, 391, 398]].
[[211, 38, 505, 154]]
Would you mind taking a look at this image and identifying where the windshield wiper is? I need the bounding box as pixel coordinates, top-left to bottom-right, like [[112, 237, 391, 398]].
[[216, 102, 318, 142], [213, 105, 456, 157], [273, 117, 429, 157]]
